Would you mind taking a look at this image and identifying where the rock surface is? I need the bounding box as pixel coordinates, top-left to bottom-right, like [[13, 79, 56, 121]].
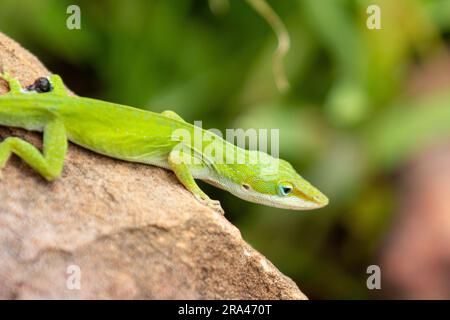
[[0, 32, 307, 299]]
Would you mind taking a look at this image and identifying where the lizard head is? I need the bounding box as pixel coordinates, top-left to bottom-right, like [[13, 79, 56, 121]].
[[222, 154, 329, 210]]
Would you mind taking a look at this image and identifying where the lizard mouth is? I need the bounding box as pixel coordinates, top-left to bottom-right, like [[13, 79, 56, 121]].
[[202, 178, 328, 210], [267, 197, 327, 210]]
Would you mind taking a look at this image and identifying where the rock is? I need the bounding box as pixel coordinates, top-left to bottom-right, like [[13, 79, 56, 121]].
[[0, 32, 307, 299]]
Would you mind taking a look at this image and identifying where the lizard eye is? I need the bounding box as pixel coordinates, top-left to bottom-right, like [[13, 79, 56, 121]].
[[277, 182, 293, 196]]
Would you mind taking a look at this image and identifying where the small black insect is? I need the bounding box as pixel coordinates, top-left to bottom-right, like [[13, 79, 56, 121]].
[[26, 77, 53, 93]]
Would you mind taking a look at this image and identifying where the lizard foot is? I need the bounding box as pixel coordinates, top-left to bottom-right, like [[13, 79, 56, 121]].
[[207, 199, 225, 215], [196, 195, 224, 215]]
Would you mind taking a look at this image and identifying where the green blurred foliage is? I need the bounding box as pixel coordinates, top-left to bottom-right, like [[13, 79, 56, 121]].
[[1, 0, 450, 298]]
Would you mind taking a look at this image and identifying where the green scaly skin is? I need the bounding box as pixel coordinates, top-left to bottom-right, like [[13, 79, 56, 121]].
[[0, 72, 328, 213]]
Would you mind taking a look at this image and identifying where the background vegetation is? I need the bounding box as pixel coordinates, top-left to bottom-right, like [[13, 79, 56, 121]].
[[1, 0, 450, 298]]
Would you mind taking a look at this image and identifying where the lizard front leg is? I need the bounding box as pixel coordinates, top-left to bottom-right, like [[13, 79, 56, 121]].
[[168, 149, 224, 215], [0, 119, 67, 180]]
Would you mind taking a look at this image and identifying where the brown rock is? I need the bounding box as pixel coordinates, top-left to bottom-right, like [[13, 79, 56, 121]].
[[0, 32, 306, 299]]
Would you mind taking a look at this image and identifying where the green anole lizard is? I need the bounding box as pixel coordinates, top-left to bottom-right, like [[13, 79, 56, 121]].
[[0, 72, 328, 213]]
